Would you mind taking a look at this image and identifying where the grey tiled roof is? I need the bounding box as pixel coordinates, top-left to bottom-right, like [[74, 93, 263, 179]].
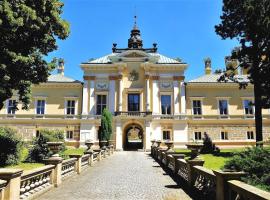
[[86, 52, 181, 64], [48, 74, 81, 83], [188, 74, 249, 83]]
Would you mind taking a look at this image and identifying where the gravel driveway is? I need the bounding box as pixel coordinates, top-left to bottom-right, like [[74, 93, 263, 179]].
[[38, 151, 192, 200]]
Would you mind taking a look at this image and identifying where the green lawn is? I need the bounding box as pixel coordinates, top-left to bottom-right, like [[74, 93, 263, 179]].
[[173, 148, 243, 170], [63, 147, 86, 156], [5, 163, 45, 171]]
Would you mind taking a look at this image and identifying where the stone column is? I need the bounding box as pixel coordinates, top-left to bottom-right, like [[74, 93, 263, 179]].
[[152, 76, 160, 114], [109, 76, 116, 114], [180, 81, 186, 114], [186, 159, 205, 186], [82, 77, 89, 116], [115, 121, 123, 150], [145, 74, 150, 112], [213, 170, 246, 200], [44, 158, 63, 187], [145, 121, 151, 151], [69, 155, 82, 174], [89, 76, 96, 116], [173, 77, 180, 115], [118, 75, 123, 112], [0, 169, 23, 200]]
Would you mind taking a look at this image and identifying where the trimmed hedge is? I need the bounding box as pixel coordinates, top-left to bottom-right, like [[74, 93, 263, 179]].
[[0, 127, 23, 166]]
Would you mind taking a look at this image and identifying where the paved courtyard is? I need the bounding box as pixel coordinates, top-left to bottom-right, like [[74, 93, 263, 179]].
[[38, 151, 192, 200]]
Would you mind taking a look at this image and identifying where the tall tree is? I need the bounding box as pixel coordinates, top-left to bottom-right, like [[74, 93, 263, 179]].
[[215, 0, 270, 145], [100, 108, 113, 141], [0, 0, 70, 110]]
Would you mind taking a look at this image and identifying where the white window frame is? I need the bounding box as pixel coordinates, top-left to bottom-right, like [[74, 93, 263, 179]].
[[162, 129, 172, 141], [216, 97, 230, 118], [6, 99, 17, 115], [241, 98, 254, 117], [193, 131, 202, 141], [95, 92, 108, 115], [246, 131, 255, 140], [160, 93, 173, 115], [190, 97, 204, 117], [66, 130, 74, 140], [64, 97, 78, 115], [220, 131, 229, 140], [34, 97, 47, 115]]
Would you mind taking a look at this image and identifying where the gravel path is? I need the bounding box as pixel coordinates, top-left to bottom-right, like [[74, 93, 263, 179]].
[[38, 151, 192, 200]]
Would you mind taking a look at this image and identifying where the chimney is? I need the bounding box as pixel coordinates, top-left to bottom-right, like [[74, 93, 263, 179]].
[[57, 59, 64, 75], [225, 56, 238, 75], [204, 57, 212, 75]]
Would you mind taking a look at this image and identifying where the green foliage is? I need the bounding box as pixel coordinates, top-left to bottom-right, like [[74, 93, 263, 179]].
[[100, 108, 113, 141], [215, 0, 270, 143], [0, 0, 70, 110], [201, 133, 220, 154], [27, 129, 65, 162], [0, 127, 23, 166], [224, 146, 270, 191]]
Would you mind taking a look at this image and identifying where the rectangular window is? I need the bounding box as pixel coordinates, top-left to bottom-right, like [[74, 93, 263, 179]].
[[36, 130, 40, 138], [163, 130, 171, 140], [221, 131, 228, 140], [161, 95, 171, 115], [7, 100, 16, 114], [193, 100, 202, 115], [66, 100, 75, 115], [243, 100, 254, 115], [247, 131, 254, 140], [219, 100, 228, 115], [66, 131, 73, 139], [194, 132, 202, 140], [96, 95, 107, 115], [128, 94, 140, 112], [36, 100, 45, 115]]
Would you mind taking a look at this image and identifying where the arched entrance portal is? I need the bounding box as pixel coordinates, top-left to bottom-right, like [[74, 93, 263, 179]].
[[124, 124, 143, 150]]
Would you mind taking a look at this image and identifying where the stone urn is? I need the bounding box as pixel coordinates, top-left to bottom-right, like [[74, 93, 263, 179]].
[[164, 140, 174, 153], [108, 140, 115, 147], [85, 140, 94, 153], [186, 143, 203, 159], [151, 139, 156, 147], [100, 140, 107, 150], [156, 140, 162, 148], [47, 141, 63, 158]]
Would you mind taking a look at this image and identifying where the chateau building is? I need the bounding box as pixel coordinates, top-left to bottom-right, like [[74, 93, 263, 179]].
[[1, 22, 270, 150]]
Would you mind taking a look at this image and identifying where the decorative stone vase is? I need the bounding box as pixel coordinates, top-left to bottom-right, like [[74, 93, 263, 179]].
[[108, 140, 115, 146], [164, 140, 174, 153], [100, 140, 107, 150], [186, 143, 203, 159], [85, 140, 94, 153], [47, 141, 63, 158], [156, 140, 162, 148], [151, 140, 156, 147]]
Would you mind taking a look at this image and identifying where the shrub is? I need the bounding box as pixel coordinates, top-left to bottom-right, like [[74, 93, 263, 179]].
[[224, 146, 270, 191], [201, 132, 220, 154], [100, 108, 112, 141], [27, 129, 65, 162], [0, 127, 23, 166]]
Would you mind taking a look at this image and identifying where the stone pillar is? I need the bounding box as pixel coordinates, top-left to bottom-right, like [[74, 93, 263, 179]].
[[118, 75, 123, 112], [145, 74, 150, 112], [173, 77, 180, 115], [180, 81, 186, 114], [145, 121, 151, 151], [186, 159, 205, 186], [152, 76, 160, 114], [0, 169, 23, 200], [0, 179, 6, 200], [172, 154, 185, 174], [109, 76, 116, 114], [213, 170, 246, 200], [115, 121, 123, 150], [89, 76, 96, 116], [82, 78, 89, 116], [44, 158, 63, 187], [69, 155, 82, 174]]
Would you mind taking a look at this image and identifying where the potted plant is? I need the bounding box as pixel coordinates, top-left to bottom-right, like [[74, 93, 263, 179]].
[[47, 141, 63, 158], [99, 108, 112, 150], [186, 139, 203, 159]]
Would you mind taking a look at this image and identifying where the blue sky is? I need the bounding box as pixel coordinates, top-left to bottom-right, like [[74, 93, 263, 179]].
[[47, 0, 238, 81]]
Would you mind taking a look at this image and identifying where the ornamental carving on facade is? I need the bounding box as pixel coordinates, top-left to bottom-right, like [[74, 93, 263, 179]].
[[160, 82, 173, 89], [96, 82, 108, 90], [128, 70, 139, 81]]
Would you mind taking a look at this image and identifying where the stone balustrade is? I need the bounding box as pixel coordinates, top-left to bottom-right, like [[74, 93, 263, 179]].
[[151, 143, 270, 200], [0, 145, 113, 200]]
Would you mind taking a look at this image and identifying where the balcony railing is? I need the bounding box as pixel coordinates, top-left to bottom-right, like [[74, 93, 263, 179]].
[[114, 111, 152, 117]]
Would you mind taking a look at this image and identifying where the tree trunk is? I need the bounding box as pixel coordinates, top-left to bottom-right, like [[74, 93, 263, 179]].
[[254, 81, 263, 146]]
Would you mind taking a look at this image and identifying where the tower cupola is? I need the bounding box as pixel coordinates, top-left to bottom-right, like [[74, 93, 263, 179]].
[[128, 16, 143, 49]]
